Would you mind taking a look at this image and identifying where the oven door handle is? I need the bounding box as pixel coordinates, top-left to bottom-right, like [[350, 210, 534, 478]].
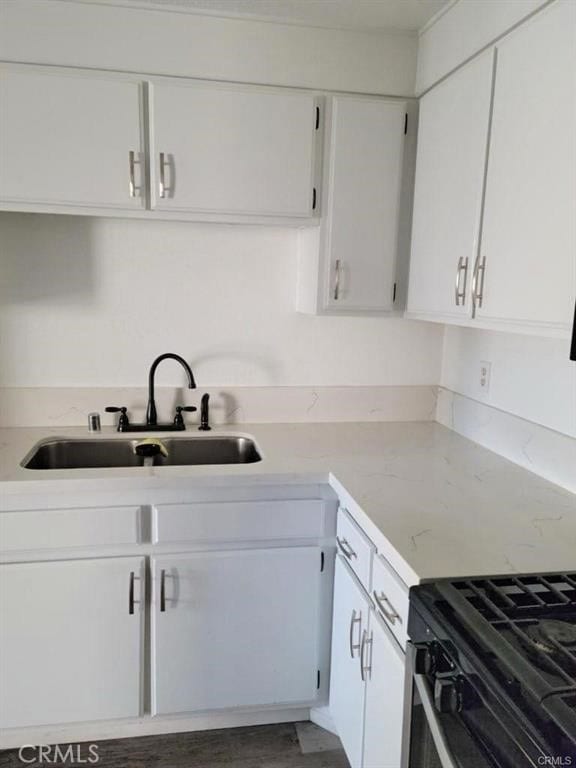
[[414, 673, 459, 768]]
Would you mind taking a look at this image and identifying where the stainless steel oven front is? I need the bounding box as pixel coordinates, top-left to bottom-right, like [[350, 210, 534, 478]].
[[401, 641, 496, 768]]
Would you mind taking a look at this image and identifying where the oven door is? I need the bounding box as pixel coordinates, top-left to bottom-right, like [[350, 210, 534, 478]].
[[402, 642, 506, 768]]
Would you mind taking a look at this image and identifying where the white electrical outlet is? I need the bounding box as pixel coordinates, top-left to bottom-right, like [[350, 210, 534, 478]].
[[479, 361, 492, 393]]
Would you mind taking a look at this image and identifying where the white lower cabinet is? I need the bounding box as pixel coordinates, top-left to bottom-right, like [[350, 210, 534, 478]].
[[151, 547, 323, 715], [330, 555, 371, 768], [0, 557, 145, 729], [330, 555, 405, 768], [362, 610, 405, 768]]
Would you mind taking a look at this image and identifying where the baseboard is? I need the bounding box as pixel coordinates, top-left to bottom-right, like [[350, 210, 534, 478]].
[[0, 706, 311, 750]]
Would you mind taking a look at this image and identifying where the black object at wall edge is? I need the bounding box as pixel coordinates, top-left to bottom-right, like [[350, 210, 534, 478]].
[[571, 301, 576, 361]]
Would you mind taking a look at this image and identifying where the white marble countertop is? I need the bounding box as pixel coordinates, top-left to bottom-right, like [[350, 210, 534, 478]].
[[0, 422, 575, 586]]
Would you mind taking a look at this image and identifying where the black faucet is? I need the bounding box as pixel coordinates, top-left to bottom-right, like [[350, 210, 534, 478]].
[[147, 353, 196, 426], [106, 353, 197, 432]]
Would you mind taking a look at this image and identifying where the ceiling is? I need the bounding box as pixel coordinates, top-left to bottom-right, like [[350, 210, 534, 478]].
[[107, 0, 451, 32]]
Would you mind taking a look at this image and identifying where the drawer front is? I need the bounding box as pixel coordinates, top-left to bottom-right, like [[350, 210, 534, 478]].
[[336, 507, 374, 591], [153, 499, 325, 544], [0, 506, 141, 553], [371, 553, 409, 648]]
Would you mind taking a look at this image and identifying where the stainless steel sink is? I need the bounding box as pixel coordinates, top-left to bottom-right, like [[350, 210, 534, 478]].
[[22, 436, 262, 469]]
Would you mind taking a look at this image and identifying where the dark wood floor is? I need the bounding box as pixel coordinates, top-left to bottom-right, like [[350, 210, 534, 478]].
[[0, 722, 350, 768]]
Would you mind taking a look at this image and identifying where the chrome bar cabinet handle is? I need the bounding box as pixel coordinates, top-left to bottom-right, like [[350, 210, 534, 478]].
[[336, 536, 357, 561], [333, 259, 341, 300], [476, 255, 487, 308], [128, 150, 137, 198], [373, 589, 401, 625], [159, 152, 168, 199], [454, 257, 468, 306], [360, 629, 373, 682], [160, 568, 166, 612], [349, 609, 362, 658], [471, 255, 480, 318]]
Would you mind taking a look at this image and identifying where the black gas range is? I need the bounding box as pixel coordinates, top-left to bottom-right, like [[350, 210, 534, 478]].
[[403, 572, 576, 768]]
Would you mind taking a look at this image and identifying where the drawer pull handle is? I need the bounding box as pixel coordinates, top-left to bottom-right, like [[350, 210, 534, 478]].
[[336, 536, 357, 561], [360, 629, 373, 682], [373, 590, 401, 625], [349, 609, 362, 659], [160, 568, 166, 612]]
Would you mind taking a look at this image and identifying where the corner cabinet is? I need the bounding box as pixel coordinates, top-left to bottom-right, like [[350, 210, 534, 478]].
[[0, 65, 321, 224], [0, 69, 146, 212], [297, 95, 411, 315], [0, 557, 145, 729], [407, 0, 576, 338]]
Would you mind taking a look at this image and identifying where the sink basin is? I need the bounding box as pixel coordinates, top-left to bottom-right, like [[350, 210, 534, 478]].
[[22, 436, 262, 470]]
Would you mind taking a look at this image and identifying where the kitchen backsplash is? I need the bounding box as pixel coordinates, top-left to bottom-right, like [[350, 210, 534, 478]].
[[0, 385, 438, 429], [437, 388, 576, 494]]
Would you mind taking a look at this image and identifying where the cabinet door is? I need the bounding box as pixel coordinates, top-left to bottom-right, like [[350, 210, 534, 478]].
[[0, 67, 145, 210], [362, 611, 405, 768], [477, 0, 576, 333], [0, 557, 144, 728], [150, 81, 317, 217], [407, 52, 494, 319], [151, 547, 322, 714], [329, 555, 371, 768], [322, 96, 406, 312]]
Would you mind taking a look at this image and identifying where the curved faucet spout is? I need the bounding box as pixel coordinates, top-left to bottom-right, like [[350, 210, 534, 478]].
[[146, 353, 196, 426]]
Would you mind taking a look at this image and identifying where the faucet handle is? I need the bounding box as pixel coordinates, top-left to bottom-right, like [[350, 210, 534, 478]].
[[199, 393, 211, 431], [174, 405, 197, 429], [105, 406, 130, 431]]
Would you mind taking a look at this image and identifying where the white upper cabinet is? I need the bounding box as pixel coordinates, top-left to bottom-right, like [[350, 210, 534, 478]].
[[298, 96, 408, 314], [149, 81, 319, 218], [151, 547, 322, 715], [407, 0, 575, 338], [0, 67, 145, 211], [323, 96, 406, 312], [477, 0, 575, 334], [407, 51, 495, 320]]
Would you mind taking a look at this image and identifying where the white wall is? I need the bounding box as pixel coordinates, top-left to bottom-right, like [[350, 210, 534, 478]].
[[441, 327, 576, 438], [0, 0, 417, 96], [0, 214, 443, 388]]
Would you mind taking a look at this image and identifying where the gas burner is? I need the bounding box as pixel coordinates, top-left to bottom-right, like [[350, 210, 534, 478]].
[[525, 620, 576, 655]]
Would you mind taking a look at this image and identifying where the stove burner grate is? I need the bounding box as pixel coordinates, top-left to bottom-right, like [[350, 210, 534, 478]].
[[444, 573, 576, 693]]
